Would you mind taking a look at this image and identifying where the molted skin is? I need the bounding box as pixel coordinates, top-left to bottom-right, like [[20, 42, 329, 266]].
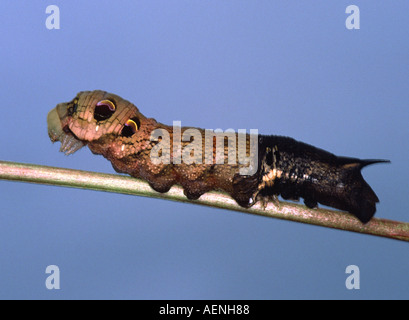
[[47, 90, 389, 223], [257, 136, 388, 223]]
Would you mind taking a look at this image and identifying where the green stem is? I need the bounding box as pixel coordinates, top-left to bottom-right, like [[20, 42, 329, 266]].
[[1, 160, 408, 242]]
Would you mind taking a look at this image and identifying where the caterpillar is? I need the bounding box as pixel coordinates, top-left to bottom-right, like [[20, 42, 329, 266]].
[[47, 90, 389, 223]]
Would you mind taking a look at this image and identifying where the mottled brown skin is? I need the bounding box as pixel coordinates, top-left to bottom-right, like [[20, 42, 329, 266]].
[[47, 90, 389, 223], [48, 90, 259, 207]]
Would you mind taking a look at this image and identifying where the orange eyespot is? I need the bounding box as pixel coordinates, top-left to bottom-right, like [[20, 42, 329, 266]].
[[126, 119, 138, 131], [121, 117, 140, 137]]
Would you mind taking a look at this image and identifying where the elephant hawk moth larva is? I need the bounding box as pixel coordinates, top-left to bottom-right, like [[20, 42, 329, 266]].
[[47, 90, 389, 223]]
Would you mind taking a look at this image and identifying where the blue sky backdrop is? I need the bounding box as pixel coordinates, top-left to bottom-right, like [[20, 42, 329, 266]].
[[0, 1, 408, 299]]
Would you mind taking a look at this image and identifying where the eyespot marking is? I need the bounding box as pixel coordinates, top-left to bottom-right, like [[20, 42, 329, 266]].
[[120, 117, 140, 137], [94, 99, 116, 121]]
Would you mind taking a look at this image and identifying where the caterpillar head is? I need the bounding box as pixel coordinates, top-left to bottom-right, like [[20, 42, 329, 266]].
[[47, 90, 150, 156]]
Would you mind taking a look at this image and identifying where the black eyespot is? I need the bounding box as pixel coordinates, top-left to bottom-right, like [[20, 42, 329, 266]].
[[94, 99, 116, 121], [68, 98, 79, 116], [120, 117, 140, 137]]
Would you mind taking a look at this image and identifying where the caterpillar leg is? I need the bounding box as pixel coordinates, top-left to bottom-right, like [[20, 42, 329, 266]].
[[304, 198, 318, 209], [182, 181, 212, 200], [257, 193, 280, 209]]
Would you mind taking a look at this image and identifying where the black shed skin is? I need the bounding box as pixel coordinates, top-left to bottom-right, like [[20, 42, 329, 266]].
[[254, 135, 388, 223]]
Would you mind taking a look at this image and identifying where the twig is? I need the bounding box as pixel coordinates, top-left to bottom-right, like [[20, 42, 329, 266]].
[[0, 160, 408, 242]]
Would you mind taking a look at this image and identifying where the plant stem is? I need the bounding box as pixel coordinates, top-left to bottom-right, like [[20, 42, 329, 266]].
[[0, 160, 408, 242]]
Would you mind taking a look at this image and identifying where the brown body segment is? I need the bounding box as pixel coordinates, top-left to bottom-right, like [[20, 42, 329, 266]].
[[48, 90, 259, 206]]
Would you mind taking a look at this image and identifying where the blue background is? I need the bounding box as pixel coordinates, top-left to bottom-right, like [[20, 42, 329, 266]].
[[0, 1, 408, 299]]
